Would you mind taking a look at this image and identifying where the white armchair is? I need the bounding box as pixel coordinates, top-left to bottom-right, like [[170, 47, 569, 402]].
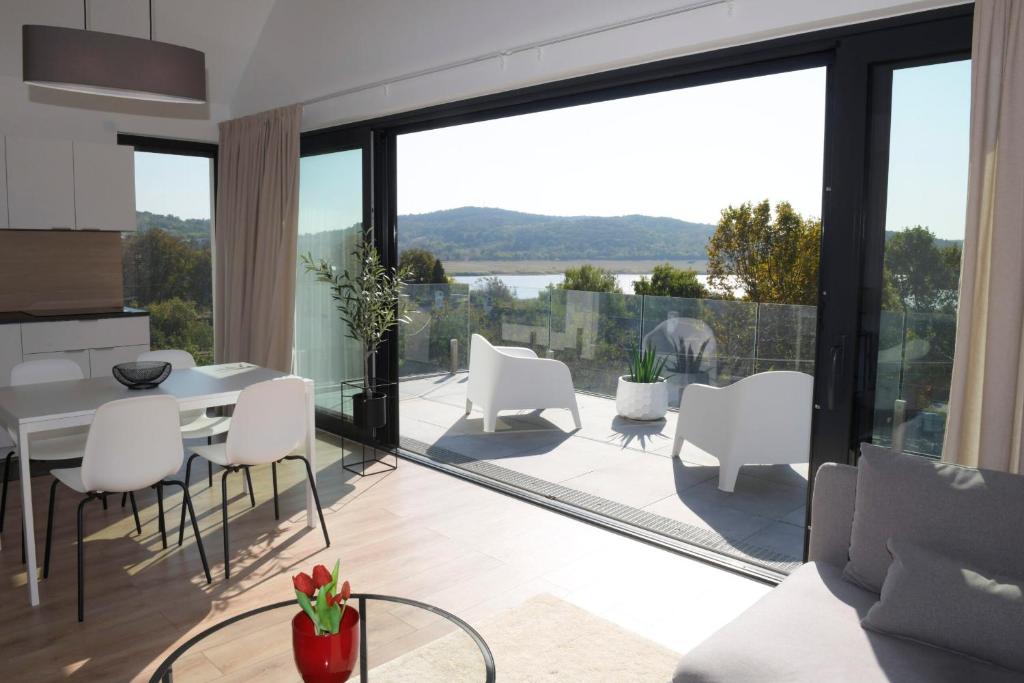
[[466, 334, 582, 433], [671, 371, 813, 492]]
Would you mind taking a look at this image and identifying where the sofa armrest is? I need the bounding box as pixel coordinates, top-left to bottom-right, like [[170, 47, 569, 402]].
[[807, 462, 857, 566]]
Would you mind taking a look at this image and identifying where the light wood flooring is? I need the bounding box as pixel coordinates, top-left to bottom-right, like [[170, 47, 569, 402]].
[[0, 434, 769, 682]]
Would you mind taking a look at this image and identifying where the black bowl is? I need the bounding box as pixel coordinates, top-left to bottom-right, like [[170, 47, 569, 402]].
[[112, 361, 172, 390]]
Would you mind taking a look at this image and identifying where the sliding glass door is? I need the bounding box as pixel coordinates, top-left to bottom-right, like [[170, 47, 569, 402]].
[[294, 143, 368, 431], [858, 59, 971, 458]]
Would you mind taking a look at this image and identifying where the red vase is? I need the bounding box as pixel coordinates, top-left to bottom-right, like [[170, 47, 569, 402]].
[[292, 608, 360, 683]]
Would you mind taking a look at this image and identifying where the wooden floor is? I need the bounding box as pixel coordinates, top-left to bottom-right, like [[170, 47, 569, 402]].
[[0, 434, 769, 682]]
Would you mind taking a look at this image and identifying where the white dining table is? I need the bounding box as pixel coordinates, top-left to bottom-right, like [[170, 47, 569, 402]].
[[0, 362, 318, 607]]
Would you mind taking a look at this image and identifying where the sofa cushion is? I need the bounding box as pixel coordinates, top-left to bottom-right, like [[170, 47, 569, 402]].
[[843, 445, 1024, 593], [673, 562, 1024, 683], [863, 539, 1024, 673]]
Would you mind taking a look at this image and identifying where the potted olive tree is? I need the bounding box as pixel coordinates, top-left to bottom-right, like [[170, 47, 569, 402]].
[[616, 345, 669, 420], [301, 237, 408, 430]]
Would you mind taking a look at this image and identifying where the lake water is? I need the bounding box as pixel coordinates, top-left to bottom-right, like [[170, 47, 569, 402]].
[[451, 273, 718, 299]]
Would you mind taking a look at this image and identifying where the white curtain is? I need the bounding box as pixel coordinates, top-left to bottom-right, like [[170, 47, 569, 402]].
[[942, 0, 1024, 474]]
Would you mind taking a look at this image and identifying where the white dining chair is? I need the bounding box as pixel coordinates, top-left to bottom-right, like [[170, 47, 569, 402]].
[[0, 359, 123, 562], [182, 377, 328, 579], [136, 349, 250, 499], [42, 394, 212, 621]]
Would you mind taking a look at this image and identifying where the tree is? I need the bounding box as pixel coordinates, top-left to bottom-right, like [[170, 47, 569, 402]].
[[399, 247, 448, 284], [147, 298, 214, 364], [706, 200, 821, 305], [883, 226, 961, 312], [559, 264, 621, 293], [632, 263, 707, 299], [430, 258, 448, 284]]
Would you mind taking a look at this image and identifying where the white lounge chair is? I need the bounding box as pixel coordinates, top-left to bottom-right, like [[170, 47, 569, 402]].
[[466, 334, 582, 433], [671, 371, 813, 492]]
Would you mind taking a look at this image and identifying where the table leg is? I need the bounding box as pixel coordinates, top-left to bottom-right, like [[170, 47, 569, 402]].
[[18, 427, 39, 606], [304, 381, 317, 529]]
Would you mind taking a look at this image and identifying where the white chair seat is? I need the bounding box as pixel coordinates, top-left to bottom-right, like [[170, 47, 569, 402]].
[[49, 466, 87, 493], [28, 429, 90, 462], [190, 443, 230, 466], [181, 414, 231, 440]]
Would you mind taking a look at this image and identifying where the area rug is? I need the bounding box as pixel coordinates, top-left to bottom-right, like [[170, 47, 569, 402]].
[[363, 593, 681, 682]]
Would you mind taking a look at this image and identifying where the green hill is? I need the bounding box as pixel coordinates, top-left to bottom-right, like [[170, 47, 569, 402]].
[[136, 211, 211, 244], [398, 207, 715, 261]]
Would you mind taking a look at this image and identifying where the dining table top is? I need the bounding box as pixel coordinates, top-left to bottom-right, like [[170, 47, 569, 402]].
[[0, 363, 292, 427]]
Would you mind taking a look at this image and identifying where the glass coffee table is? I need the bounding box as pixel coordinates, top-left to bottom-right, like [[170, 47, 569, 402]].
[[150, 594, 495, 682]]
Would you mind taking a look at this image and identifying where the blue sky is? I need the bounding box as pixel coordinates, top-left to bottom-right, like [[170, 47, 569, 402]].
[[886, 59, 970, 240], [133, 152, 212, 220], [134, 60, 971, 243]]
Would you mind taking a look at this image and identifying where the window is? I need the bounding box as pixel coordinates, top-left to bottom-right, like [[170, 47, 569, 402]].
[[120, 140, 216, 364]]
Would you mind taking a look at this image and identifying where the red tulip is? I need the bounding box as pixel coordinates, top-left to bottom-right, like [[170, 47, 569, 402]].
[[292, 572, 315, 597], [339, 580, 351, 601], [312, 564, 332, 589]]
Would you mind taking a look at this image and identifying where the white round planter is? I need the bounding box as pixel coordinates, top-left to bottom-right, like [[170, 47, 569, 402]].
[[615, 375, 669, 420]]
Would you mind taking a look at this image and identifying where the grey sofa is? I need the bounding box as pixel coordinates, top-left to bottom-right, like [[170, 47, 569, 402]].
[[673, 448, 1024, 683]]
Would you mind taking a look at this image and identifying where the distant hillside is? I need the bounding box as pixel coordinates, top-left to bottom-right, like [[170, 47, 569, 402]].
[[398, 207, 715, 261], [136, 211, 211, 244]]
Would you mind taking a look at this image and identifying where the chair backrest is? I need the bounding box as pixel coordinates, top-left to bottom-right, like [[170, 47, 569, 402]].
[[468, 334, 502, 401], [730, 371, 814, 460], [225, 377, 307, 466], [138, 349, 197, 369], [80, 395, 184, 492], [11, 358, 85, 385]]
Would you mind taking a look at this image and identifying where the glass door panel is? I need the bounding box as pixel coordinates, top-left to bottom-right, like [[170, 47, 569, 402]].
[[869, 60, 971, 457], [294, 149, 365, 423]]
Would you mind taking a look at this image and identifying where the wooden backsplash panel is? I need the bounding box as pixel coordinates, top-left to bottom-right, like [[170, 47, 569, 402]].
[[0, 230, 123, 311]]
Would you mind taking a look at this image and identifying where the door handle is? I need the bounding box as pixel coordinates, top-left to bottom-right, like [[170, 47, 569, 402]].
[[827, 335, 847, 411]]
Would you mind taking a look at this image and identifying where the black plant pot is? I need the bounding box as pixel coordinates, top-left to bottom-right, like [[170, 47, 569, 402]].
[[352, 391, 387, 430]]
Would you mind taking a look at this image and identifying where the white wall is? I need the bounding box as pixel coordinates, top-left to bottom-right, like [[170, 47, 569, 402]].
[[0, 0, 273, 144], [232, 0, 969, 132]]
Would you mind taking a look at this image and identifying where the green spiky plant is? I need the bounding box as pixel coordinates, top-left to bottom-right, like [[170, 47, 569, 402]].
[[301, 235, 410, 394], [669, 337, 710, 376], [626, 344, 667, 383]]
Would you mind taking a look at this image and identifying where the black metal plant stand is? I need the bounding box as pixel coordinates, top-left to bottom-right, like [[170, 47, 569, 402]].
[[340, 378, 399, 476]]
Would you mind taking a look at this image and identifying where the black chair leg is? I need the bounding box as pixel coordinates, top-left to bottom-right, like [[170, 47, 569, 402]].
[[208, 461, 213, 488], [77, 496, 96, 622], [0, 451, 13, 533], [121, 492, 127, 508], [178, 453, 201, 546], [102, 494, 108, 511], [156, 483, 167, 549], [244, 467, 255, 508], [164, 479, 212, 584], [43, 478, 59, 578], [128, 492, 142, 535], [285, 455, 330, 548], [271, 461, 280, 520], [221, 468, 233, 579]]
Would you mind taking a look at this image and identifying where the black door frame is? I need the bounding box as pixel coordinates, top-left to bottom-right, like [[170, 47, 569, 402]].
[[299, 126, 381, 439], [299, 4, 974, 576]]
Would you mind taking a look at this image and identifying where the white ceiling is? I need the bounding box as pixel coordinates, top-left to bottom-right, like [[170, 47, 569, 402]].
[[0, 0, 969, 136]]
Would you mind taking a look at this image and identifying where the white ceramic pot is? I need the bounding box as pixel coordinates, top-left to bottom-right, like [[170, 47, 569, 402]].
[[615, 375, 669, 420]]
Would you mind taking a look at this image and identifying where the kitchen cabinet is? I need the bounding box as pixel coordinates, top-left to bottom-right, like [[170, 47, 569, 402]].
[[5, 136, 75, 230], [0, 324, 21, 388], [73, 142, 136, 232], [0, 137, 7, 228]]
